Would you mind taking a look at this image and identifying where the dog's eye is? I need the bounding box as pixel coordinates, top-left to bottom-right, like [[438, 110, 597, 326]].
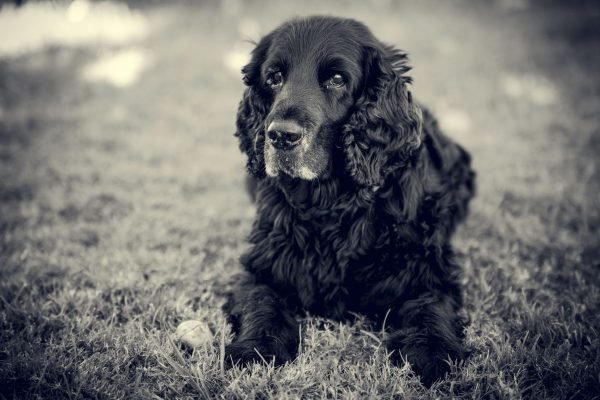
[[325, 73, 345, 89], [266, 71, 284, 88]]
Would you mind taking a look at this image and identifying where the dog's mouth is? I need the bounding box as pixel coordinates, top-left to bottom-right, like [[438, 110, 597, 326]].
[[265, 140, 319, 180]]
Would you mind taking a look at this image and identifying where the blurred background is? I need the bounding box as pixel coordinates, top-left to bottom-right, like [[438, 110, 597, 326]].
[[0, 1, 599, 398]]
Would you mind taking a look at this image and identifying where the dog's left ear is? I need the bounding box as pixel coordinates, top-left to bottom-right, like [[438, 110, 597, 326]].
[[343, 45, 423, 188]]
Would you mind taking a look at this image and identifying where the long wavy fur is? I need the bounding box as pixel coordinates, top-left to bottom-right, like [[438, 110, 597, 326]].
[[227, 16, 476, 386]]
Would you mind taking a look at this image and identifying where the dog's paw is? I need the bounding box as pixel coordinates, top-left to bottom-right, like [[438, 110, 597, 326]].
[[386, 329, 466, 387], [224, 339, 293, 368], [413, 354, 452, 387], [389, 344, 452, 386]]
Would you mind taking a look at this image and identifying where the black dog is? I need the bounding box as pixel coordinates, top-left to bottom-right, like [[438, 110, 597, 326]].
[[226, 16, 475, 385]]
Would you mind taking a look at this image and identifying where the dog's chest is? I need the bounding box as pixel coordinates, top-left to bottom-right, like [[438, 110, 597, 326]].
[[279, 220, 353, 317], [246, 202, 379, 318]]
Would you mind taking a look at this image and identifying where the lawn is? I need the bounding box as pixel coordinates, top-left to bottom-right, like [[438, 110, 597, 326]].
[[0, 1, 599, 399]]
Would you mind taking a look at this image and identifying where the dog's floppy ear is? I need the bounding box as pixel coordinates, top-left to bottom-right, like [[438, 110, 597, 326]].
[[343, 45, 423, 188], [235, 35, 273, 178]]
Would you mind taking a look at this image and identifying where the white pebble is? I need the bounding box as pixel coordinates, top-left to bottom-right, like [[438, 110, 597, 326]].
[[175, 320, 213, 348]]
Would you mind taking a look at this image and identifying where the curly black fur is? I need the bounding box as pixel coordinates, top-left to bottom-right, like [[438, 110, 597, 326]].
[[226, 16, 476, 386]]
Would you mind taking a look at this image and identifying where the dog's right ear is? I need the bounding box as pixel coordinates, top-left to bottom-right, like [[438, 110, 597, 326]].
[[235, 34, 273, 178], [241, 34, 272, 87]]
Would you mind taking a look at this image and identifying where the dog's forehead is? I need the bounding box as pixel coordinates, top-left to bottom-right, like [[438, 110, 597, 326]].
[[268, 19, 364, 67]]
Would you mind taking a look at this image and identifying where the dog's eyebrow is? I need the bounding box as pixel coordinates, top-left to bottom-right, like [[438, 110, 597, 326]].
[[266, 48, 294, 66], [318, 56, 362, 82], [262, 56, 289, 76], [320, 57, 352, 72]]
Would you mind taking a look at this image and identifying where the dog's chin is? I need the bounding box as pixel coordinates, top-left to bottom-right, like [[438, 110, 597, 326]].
[[265, 160, 320, 181], [264, 149, 324, 181]]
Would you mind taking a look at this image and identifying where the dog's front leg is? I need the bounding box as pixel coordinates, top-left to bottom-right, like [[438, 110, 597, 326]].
[[224, 280, 299, 367], [385, 292, 467, 386]]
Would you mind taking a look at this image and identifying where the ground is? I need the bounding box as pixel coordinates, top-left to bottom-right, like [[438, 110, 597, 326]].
[[0, 1, 599, 399]]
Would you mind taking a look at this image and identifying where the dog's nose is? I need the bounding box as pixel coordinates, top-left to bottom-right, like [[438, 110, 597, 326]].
[[267, 121, 303, 150]]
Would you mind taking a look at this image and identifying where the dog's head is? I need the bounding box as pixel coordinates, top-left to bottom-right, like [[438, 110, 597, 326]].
[[235, 16, 422, 186]]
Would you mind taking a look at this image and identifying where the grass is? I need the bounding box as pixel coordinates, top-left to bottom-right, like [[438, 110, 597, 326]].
[[1, 1, 599, 399]]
